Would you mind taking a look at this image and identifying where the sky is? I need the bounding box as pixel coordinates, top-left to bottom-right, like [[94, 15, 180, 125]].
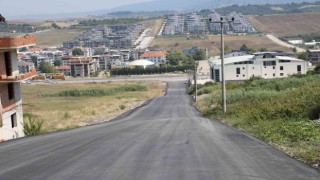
[[0, 0, 153, 18]]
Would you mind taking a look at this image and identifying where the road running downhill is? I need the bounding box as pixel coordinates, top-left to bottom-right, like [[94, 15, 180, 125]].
[[0, 81, 319, 179]]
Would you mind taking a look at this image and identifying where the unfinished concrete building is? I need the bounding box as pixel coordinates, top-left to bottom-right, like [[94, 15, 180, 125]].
[[0, 33, 36, 141]]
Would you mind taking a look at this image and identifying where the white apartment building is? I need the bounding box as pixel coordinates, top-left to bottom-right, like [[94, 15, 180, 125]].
[[209, 52, 308, 82]]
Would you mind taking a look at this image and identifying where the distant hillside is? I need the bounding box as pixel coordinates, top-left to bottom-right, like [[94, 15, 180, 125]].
[[248, 12, 320, 36], [216, 1, 320, 15], [109, 0, 318, 12]]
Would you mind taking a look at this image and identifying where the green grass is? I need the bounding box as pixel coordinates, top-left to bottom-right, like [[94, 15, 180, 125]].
[[41, 84, 147, 97], [193, 75, 320, 163]]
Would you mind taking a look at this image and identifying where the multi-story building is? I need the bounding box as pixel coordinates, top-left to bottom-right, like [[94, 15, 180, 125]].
[[185, 13, 207, 33], [307, 49, 320, 65], [69, 57, 97, 77], [0, 33, 37, 141], [140, 51, 166, 64], [208, 12, 230, 33], [209, 52, 308, 82]]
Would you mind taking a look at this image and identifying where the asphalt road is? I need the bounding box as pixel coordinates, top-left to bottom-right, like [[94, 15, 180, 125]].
[[0, 81, 319, 179]]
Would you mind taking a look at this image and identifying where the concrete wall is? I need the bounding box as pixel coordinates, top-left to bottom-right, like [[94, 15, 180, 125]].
[[0, 102, 24, 140]]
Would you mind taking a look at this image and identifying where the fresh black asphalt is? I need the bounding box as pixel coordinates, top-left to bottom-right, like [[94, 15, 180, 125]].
[[0, 81, 319, 179]]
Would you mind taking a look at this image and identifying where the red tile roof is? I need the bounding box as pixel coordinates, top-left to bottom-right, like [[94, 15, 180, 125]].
[[140, 51, 166, 58]]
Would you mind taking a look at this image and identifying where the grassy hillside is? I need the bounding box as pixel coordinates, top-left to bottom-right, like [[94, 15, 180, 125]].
[[22, 81, 165, 132], [192, 75, 320, 168], [34, 29, 83, 48], [150, 35, 291, 56], [248, 12, 320, 37]]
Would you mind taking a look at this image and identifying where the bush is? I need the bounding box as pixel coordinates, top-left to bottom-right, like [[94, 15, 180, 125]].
[[23, 114, 43, 136], [41, 84, 147, 97]]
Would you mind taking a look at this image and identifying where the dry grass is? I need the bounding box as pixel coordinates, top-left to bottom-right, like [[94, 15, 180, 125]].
[[142, 18, 165, 36], [21, 81, 166, 132], [34, 29, 84, 48], [150, 34, 291, 56], [248, 12, 320, 37]]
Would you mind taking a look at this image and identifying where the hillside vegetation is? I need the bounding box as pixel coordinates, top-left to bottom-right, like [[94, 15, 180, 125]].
[[22, 81, 165, 132], [191, 75, 320, 166], [150, 35, 291, 56], [248, 12, 320, 36], [215, 1, 320, 15]]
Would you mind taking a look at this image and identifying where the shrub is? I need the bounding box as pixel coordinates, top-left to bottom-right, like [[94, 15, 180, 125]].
[[23, 114, 43, 136]]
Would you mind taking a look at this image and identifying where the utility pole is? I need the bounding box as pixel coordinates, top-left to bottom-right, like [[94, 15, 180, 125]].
[[210, 17, 234, 113], [194, 61, 197, 102], [220, 19, 226, 113]]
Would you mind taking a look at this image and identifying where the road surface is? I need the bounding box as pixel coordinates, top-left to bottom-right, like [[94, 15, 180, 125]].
[[266, 34, 306, 53], [0, 81, 319, 179]]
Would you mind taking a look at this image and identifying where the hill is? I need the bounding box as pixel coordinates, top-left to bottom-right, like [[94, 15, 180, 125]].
[[248, 12, 320, 36], [215, 1, 320, 15], [109, 0, 317, 12]]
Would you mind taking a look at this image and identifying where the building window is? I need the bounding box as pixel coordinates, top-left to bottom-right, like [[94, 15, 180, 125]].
[[11, 113, 17, 128], [273, 73, 275, 76], [8, 83, 14, 100], [236, 68, 240, 74], [273, 66, 275, 69], [263, 61, 276, 66], [265, 74, 267, 76], [4, 52, 12, 76], [243, 74, 245, 77], [242, 67, 245, 70], [280, 73, 284, 76], [280, 66, 283, 70], [297, 65, 301, 72], [279, 60, 291, 63]]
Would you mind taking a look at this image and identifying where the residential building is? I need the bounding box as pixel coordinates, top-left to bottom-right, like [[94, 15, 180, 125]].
[[17, 61, 35, 74], [0, 33, 37, 141], [140, 51, 166, 64], [308, 49, 320, 65], [209, 52, 308, 82], [56, 66, 71, 76], [69, 57, 97, 77], [185, 13, 207, 33]]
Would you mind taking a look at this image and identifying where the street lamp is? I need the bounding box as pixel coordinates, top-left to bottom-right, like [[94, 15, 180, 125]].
[[209, 16, 234, 113]]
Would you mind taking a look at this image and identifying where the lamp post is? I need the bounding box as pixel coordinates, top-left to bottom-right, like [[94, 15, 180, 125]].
[[210, 17, 234, 113]]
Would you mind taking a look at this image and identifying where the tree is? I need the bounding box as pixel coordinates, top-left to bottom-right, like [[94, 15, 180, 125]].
[[193, 49, 206, 60], [240, 44, 249, 52], [51, 23, 60, 29], [94, 49, 105, 55], [259, 47, 268, 52], [292, 47, 297, 53], [38, 61, 56, 73], [72, 48, 84, 56], [53, 60, 62, 67], [298, 52, 308, 60], [224, 45, 230, 54], [314, 64, 320, 74]]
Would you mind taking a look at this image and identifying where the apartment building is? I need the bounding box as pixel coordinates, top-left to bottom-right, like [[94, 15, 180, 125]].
[[0, 33, 37, 141], [307, 49, 320, 65], [69, 57, 97, 77]]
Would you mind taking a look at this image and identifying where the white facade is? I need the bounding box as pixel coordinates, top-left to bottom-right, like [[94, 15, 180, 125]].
[[0, 101, 24, 140], [209, 52, 308, 82]]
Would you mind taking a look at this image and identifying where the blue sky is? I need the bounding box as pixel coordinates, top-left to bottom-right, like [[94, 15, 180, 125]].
[[0, 0, 153, 18]]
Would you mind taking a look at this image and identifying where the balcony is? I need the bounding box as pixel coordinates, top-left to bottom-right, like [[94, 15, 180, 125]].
[[0, 69, 37, 82], [0, 34, 36, 49]]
